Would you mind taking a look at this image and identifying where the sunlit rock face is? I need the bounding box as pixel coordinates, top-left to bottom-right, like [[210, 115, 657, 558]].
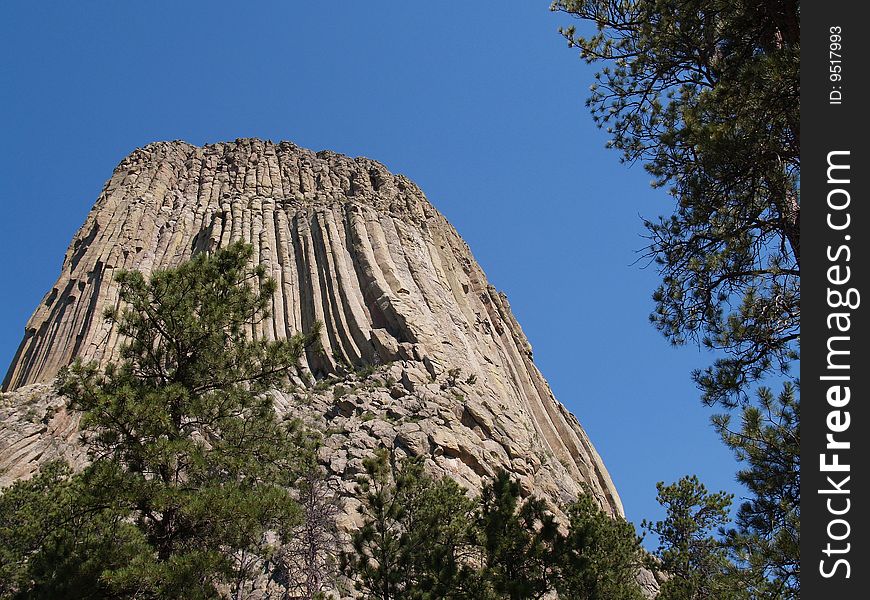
[[1, 139, 622, 522]]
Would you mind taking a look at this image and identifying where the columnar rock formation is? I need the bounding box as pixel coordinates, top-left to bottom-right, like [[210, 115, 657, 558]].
[[1, 139, 622, 522]]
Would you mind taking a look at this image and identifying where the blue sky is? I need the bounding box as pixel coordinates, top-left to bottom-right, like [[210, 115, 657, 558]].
[[0, 1, 743, 536]]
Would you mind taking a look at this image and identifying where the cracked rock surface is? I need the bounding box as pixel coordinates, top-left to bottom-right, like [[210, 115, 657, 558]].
[[1, 139, 623, 521]]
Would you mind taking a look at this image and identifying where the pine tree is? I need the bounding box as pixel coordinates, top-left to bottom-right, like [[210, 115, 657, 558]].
[[343, 458, 648, 600], [552, 3, 800, 594], [36, 241, 321, 597], [477, 471, 556, 599], [475, 471, 645, 600], [556, 494, 646, 600], [714, 385, 800, 598], [643, 476, 750, 600], [0, 460, 151, 599], [342, 448, 407, 600], [400, 471, 480, 599], [343, 449, 477, 599], [551, 2, 800, 405]]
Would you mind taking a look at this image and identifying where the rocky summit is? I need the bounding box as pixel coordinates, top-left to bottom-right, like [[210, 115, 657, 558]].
[[0, 139, 622, 527]]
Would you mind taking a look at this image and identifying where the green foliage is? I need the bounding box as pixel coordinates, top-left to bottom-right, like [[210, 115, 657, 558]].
[[557, 494, 645, 600], [714, 385, 800, 597], [354, 363, 378, 380], [477, 472, 557, 599], [445, 368, 462, 388], [1, 242, 321, 598], [552, 0, 799, 408], [646, 471, 797, 599], [343, 449, 479, 599], [402, 467, 481, 599], [644, 476, 744, 600], [0, 461, 147, 599], [344, 455, 644, 600], [552, 3, 800, 596], [343, 449, 407, 599]]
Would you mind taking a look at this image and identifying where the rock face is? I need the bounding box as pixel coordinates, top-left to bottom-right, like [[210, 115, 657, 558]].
[[0, 139, 622, 520]]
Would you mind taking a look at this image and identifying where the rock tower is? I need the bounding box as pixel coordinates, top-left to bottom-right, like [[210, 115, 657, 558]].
[[1, 139, 622, 521]]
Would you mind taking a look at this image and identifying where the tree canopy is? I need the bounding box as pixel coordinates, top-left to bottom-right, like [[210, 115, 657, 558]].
[[2, 242, 320, 598], [552, 0, 799, 407], [344, 451, 645, 600], [552, 1, 800, 597], [643, 476, 745, 600]]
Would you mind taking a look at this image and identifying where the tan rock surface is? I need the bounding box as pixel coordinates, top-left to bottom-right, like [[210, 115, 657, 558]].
[[1, 139, 622, 519]]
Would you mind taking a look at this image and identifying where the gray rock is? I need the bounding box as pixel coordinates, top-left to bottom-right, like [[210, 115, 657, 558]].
[[0, 138, 645, 594]]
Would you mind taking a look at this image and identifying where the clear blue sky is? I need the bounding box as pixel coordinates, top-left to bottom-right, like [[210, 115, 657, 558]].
[[0, 1, 743, 537]]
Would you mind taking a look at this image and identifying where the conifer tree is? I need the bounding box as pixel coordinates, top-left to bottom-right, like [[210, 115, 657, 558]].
[[551, 1, 800, 406], [477, 472, 557, 599], [552, 3, 800, 594], [475, 471, 645, 599], [0, 460, 149, 599], [400, 469, 480, 599], [343, 448, 407, 600], [343, 449, 480, 599], [343, 457, 646, 600], [556, 494, 646, 600], [714, 384, 800, 598], [0, 241, 321, 597], [644, 476, 746, 600]]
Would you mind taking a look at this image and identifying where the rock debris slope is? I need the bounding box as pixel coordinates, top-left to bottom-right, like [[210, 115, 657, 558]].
[[1, 139, 622, 520]]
